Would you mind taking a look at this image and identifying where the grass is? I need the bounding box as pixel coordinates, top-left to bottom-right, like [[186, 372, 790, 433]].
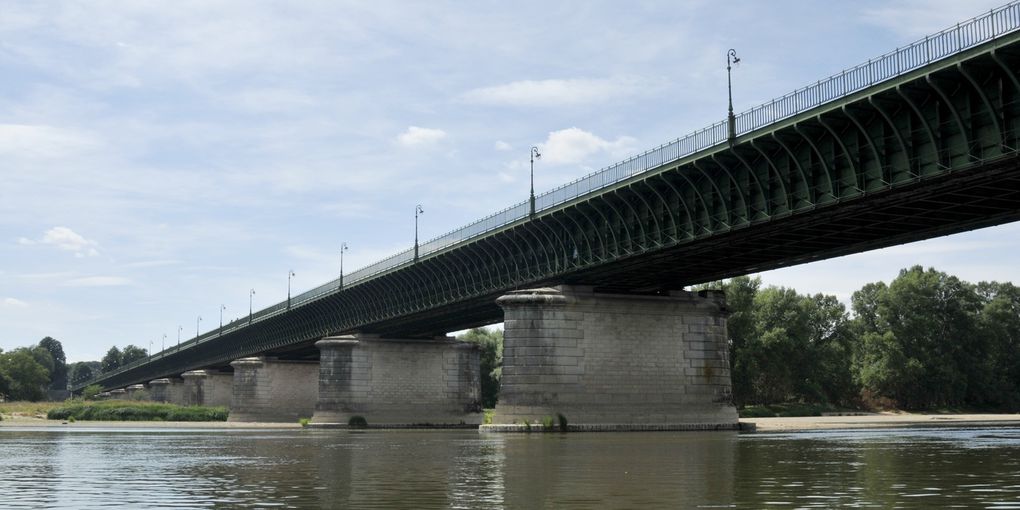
[[483, 409, 494, 425], [0, 401, 67, 419], [46, 400, 228, 422]]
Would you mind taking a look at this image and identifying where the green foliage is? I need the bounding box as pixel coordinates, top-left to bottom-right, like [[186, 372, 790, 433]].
[[82, 384, 103, 400], [557, 413, 568, 431], [541, 415, 554, 430], [851, 266, 984, 409], [348, 415, 368, 428], [0, 348, 51, 401], [483, 409, 494, 425], [458, 327, 503, 408], [101, 347, 122, 373], [70, 363, 94, 386], [298, 417, 310, 427], [38, 337, 67, 390], [46, 401, 228, 421], [120, 345, 148, 365]]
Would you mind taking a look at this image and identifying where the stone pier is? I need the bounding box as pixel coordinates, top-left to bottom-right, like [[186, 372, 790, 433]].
[[147, 377, 185, 403], [311, 334, 482, 427], [482, 286, 739, 432], [109, 388, 126, 400], [125, 384, 147, 400], [181, 370, 233, 407], [228, 357, 319, 422]]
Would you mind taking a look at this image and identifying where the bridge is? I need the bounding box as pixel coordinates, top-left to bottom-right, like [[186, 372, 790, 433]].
[[78, 5, 1020, 430]]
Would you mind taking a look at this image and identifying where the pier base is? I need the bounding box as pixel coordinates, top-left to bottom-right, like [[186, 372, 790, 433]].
[[228, 357, 318, 422], [181, 370, 233, 407], [481, 286, 738, 432], [311, 334, 482, 427]]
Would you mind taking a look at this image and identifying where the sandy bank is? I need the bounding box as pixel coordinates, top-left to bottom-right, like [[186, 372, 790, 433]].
[[2, 413, 1019, 432], [745, 412, 1020, 433]]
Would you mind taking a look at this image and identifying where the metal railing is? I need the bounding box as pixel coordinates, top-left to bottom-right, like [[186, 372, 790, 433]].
[[84, 2, 1020, 388]]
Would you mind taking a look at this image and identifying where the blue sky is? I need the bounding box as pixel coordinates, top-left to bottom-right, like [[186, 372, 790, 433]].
[[2, 0, 1018, 362]]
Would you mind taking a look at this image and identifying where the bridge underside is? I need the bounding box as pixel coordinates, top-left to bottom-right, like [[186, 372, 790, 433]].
[[86, 32, 1020, 390]]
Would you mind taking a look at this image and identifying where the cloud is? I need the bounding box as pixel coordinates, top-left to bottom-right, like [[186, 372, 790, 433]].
[[861, 0, 1006, 38], [63, 276, 132, 287], [461, 76, 659, 107], [538, 127, 637, 165], [396, 126, 447, 147], [0, 124, 100, 159], [2, 298, 28, 307], [494, 140, 512, 151], [19, 226, 99, 257]]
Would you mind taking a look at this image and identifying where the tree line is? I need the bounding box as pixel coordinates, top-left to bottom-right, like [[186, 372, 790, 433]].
[[460, 266, 1020, 412], [0, 337, 67, 401]]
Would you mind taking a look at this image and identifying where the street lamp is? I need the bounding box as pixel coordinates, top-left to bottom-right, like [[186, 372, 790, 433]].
[[149, 339, 152, 360], [249, 288, 255, 324], [339, 242, 349, 291], [727, 48, 741, 143], [196, 316, 202, 343], [219, 304, 226, 335], [287, 270, 296, 309], [162, 333, 166, 353], [530, 146, 541, 217], [177, 325, 182, 350], [414, 204, 424, 262]]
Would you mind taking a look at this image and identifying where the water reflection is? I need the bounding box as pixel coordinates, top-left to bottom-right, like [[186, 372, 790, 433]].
[[0, 427, 1017, 508]]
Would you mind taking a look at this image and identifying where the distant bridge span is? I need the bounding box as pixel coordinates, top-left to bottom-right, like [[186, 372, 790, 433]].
[[80, 6, 1020, 392]]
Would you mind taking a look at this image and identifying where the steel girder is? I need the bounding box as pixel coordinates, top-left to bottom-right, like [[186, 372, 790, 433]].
[[82, 35, 1020, 392]]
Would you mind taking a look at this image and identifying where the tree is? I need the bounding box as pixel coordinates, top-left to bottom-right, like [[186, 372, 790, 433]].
[[69, 362, 94, 386], [0, 348, 51, 401], [38, 337, 67, 390], [459, 328, 503, 408], [101, 346, 122, 373], [852, 266, 982, 409], [120, 345, 148, 365]]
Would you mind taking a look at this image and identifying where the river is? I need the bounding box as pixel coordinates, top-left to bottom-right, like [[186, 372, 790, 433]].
[[0, 426, 1018, 508]]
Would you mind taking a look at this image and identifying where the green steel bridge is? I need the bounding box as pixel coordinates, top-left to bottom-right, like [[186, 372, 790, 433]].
[[78, 5, 1020, 391]]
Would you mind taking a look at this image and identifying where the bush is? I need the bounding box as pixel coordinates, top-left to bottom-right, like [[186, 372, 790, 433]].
[[82, 385, 102, 400], [46, 401, 228, 421], [299, 417, 310, 427], [348, 415, 368, 428], [557, 413, 568, 431]]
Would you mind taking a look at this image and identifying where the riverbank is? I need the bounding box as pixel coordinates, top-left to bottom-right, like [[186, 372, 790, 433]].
[[2, 411, 1019, 431], [747, 412, 1020, 432]]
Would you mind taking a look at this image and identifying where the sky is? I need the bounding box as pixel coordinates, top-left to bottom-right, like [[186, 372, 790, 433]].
[[2, 0, 1018, 363]]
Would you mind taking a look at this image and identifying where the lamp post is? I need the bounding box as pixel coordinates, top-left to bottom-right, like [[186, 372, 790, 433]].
[[162, 333, 166, 353], [196, 316, 202, 343], [219, 304, 226, 335], [249, 288, 255, 323], [177, 325, 182, 350], [530, 146, 541, 217], [727, 48, 741, 143], [149, 339, 152, 360], [339, 242, 349, 291], [414, 204, 424, 262], [287, 270, 296, 309]]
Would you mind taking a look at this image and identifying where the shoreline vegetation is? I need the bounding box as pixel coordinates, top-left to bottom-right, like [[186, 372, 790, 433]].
[[0, 400, 227, 422]]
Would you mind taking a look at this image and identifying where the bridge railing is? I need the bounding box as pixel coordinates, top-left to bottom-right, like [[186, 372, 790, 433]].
[[737, 4, 1020, 135], [80, 2, 1020, 389]]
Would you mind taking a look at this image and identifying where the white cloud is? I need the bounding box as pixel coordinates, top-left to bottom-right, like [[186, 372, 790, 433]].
[[0, 124, 100, 159], [538, 127, 637, 165], [494, 140, 512, 151], [396, 126, 447, 147], [63, 276, 132, 287], [861, 0, 1006, 38], [2, 298, 28, 307], [461, 76, 659, 107], [20, 226, 100, 257]]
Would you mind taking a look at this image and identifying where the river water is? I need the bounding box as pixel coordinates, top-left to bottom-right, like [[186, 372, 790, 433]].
[[0, 426, 1018, 508]]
